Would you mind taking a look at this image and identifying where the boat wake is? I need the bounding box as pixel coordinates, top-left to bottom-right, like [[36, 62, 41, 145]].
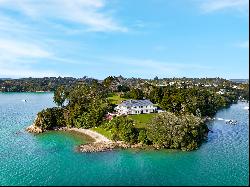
[[217, 118, 224, 120]]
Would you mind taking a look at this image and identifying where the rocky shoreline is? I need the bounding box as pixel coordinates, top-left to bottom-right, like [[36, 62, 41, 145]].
[[26, 125, 68, 134], [26, 124, 43, 133], [76, 141, 154, 153], [26, 124, 154, 153]]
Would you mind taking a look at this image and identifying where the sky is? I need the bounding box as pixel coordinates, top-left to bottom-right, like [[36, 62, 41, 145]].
[[0, 0, 249, 79]]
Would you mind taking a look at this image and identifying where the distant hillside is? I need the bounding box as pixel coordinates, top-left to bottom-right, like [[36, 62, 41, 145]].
[[0, 78, 12, 80], [230, 79, 249, 83]]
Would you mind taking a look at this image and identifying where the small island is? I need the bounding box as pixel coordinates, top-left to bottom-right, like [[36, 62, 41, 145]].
[[25, 76, 248, 152]]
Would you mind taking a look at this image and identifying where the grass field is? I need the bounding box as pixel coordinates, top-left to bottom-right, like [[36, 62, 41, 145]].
[[107, 93, 126, 104], [91, 113, 158, 139], [91, 127, 113, 140], [128, 113, 157, 129]]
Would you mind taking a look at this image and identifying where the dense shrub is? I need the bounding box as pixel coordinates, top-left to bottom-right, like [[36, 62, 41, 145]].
[[34, 107, 66, 130], [147, 112, 208, 151], [103, 116, 139, 144]]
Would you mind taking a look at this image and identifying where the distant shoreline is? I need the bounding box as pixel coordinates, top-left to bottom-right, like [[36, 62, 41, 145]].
[[0, 91, 53, 93]]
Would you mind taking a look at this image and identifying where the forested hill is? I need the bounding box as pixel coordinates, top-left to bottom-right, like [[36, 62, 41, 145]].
[[230, 79, 249, 83], [0, 76, 249, 102], [0, 77, 95, 92]]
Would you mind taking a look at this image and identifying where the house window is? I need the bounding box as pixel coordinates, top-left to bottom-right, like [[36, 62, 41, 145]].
[[146, 110, 148, 112]]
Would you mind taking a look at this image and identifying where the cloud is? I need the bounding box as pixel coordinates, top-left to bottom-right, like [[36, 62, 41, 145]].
[[93, 56, 214, 78], [0, 38, 59, 78], [0, 0, 127, 32], [0, 67, 60, 78], [104, 56, 213, 70], [199, 0, 249, 13], [0, 38, 51, 58]]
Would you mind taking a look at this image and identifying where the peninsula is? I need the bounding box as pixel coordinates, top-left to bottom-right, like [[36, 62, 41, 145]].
[[25, 76, 249, 152]]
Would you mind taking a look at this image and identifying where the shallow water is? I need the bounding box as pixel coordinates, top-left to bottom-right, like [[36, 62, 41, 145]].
[[0, 93, 249, 186]]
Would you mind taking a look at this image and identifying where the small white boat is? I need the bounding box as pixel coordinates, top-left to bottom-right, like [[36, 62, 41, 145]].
[[21, 99, 27, 102], [243, 106, 249, 110]]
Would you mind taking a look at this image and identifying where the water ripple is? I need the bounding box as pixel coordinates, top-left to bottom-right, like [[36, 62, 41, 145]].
[[0, 93, 249, 186]]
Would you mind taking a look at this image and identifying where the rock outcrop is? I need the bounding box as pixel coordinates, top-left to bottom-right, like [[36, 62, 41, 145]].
[[77, 141, 146, 153], [26, 125, 43, 133]]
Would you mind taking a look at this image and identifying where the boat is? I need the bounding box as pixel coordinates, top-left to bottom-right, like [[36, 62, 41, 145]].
[[21, 99, 27, 102], [243, 106, 249, 110], [225, 119, 237, 125]]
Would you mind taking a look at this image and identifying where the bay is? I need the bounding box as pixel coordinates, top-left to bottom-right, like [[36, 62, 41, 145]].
[[0, 93, 249, 186]]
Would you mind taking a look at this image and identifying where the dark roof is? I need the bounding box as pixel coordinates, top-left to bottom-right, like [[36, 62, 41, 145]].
[[119, 99, 153, 107]]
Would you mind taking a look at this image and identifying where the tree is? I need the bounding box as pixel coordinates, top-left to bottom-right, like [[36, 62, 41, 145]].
[[104, 116, 139, 144], [138, 129, 150, 144], [64, 84, 112, 128], [147, 112, 208, 151], [53, 86, 66, 107], [128, 88, 144, 100], [103, 76, 116, 88], [154, 76, 159, 81], [117, 84, 130, 92], [34, 107, 65, 130]]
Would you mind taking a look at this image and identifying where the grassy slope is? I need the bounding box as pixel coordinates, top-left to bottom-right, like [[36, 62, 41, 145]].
[[107, 93, 126, 104], [128, 113, 157, 129], [91, 113, 158, 140]]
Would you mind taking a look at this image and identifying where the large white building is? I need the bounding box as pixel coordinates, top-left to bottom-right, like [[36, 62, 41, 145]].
[[115, 99, 157, 115]]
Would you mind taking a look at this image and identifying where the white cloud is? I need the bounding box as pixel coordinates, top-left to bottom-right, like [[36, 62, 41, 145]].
[[0, 38, 59, 78], [0, 0, 127, 32], [0, 39, 51, 58], [199, 0, 249, 13], [104, 56, 212, 70], [0, 67, 60, 78], [94, 56, 214, 78]]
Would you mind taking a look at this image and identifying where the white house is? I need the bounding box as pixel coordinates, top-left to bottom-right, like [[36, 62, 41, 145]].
[[115, 99, 157, 115], [216, 89, 226, 95]]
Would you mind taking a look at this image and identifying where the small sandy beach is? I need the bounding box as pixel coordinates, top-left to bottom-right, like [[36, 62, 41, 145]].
[[69, 128, 112, 143]]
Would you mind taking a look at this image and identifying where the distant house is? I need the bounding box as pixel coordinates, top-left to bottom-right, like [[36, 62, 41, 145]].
[[216, 89, 226, 95], [115, 99, 157, 115]]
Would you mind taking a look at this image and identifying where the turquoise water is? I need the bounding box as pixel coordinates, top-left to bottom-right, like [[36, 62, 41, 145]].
[[0, 93, 249, 186]]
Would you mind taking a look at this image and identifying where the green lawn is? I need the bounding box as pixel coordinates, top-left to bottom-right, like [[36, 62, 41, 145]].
[[91, 113, 157, 138], [91, 127, 113, 139], [128, 113, 158, 129], [107, 93, 126, 104]]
